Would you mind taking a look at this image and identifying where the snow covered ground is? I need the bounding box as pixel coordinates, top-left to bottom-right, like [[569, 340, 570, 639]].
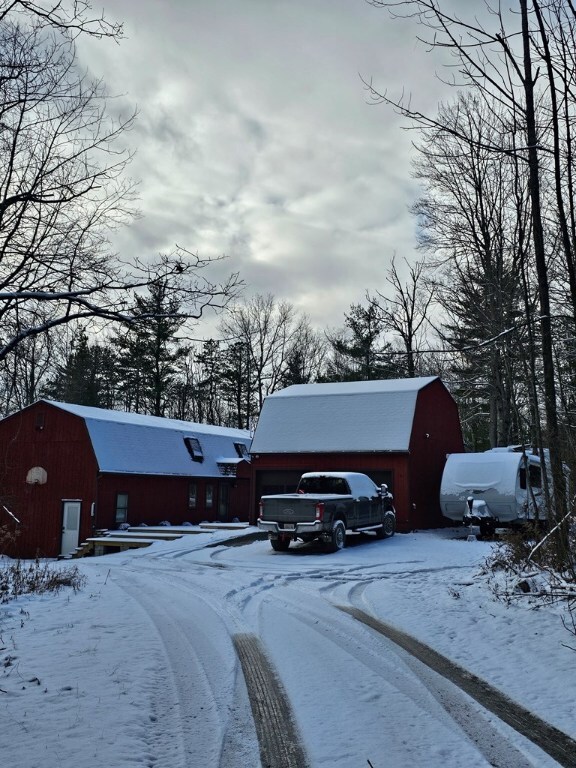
[[1, 527, 575, 768]]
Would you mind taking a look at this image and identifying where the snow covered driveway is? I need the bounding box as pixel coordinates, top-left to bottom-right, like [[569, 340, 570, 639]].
[[2, 528, 576, 768]]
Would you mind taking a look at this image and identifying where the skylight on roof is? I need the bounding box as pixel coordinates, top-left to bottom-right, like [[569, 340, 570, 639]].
[[184, 437, 204, 463], [234, 442, 249, 459]]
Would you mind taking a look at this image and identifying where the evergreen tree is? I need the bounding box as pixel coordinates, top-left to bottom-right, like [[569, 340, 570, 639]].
[[112, 282, 188, 416], [193, 340, 225, 425], [219, 341, 257, 429], [323, 303, 398, 382], [44, 331, 112, 406]]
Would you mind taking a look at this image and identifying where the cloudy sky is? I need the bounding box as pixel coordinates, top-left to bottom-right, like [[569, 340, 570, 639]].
[[78, 0, 469, 335]]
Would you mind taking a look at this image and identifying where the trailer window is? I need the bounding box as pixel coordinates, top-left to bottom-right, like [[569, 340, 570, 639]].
[[519, 465, 542, 490]]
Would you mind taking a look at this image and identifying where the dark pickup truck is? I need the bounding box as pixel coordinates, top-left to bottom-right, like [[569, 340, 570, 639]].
[[257, 471, 396, 552]]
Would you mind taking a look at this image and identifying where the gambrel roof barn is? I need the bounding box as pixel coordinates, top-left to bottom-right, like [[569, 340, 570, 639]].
[[249, 377, 464, 531], [0, 400, 251, 559]]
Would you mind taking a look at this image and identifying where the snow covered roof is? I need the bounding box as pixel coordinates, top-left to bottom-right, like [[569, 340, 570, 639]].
[[250, 377, 439, 454], [42, 401, 251, 478], [440, 452, 525, 498]]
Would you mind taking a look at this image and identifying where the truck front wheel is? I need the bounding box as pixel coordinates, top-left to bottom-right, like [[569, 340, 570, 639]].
[[376, 511, 396, 539], [270, 537, 291, 552], [328, 520, 346, 552]]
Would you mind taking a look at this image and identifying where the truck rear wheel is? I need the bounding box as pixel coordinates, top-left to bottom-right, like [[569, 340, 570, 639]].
[[270, 537, 290, 552], [328, 520, 346, 552]]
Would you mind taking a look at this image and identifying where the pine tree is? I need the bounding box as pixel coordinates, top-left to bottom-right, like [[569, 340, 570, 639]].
[[112, 282, 188, 416], [44, 331, 112, 406], [323, 303, 398, 382]]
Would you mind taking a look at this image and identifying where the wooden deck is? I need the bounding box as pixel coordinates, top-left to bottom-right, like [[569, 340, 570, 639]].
[[70, 523, 251, 558], [72, 529, 184, 557], [199, 522, 250, 530], [127, 525, 205, 535], [86, 536, 160, 555], [108, 530, 182, 540]]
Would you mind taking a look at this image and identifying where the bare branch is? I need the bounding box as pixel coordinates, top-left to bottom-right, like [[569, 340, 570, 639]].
[[0, 1, 123, 40]]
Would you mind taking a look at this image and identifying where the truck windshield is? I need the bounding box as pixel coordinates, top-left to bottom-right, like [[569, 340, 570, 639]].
[[299, 476, 350, 494]]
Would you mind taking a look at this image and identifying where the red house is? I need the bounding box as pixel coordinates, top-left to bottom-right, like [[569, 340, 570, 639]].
[[249, 377, 464, 531], [0, 401, 252, 559]]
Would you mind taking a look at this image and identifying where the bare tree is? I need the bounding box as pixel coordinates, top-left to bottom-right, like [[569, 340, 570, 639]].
[[411, 93, 537, 446], [0, 15, 241, 369], [366, 0, 571, 523], [280, 322, 327, 387], [219, 294, 314, 413], [370, 255, 432, 378], [0, 318, 55, 414]]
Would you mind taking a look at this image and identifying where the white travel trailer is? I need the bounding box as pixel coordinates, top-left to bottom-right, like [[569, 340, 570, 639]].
[[440, 448, 546, 536]]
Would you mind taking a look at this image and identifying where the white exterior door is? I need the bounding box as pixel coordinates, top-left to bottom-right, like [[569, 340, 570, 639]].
[[61, 501, 81, 556]]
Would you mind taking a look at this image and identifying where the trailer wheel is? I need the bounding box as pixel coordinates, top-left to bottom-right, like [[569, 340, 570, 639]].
[[479, 519, 496, 538], [328, 520, 346, 552], [270, 537, 290, 552]]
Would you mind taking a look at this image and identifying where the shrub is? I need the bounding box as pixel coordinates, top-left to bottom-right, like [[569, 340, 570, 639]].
[[0, 525, 85, 603], [0, 558, 86, 603]]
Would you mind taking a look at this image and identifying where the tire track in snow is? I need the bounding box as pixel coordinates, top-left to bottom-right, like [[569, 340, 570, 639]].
[[117, 574, 261, 768], [199, 550, 541, 765], [259, 586, 557, 768], [119, 565, 310, 767], [117, 545, 569, 765], [341, 605, 576, 768], [233, 633, 310, 768]]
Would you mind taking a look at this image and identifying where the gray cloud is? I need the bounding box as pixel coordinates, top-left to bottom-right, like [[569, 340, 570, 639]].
[[79, 0, 478, 335]]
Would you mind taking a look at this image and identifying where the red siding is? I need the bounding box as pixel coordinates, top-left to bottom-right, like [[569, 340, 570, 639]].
[[408, 379, 465, 529], [0, 403, 98, 558], [96, 473, 251, 529]]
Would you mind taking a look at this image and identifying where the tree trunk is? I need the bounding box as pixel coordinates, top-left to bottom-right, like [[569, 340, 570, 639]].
[[520, 0, 566, 523]]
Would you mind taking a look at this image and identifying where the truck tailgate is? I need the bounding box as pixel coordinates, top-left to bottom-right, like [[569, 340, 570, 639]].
[[260, 495, 318, 522], [259, 493, 351, 523]]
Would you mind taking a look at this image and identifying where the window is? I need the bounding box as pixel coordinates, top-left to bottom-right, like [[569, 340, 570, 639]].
[[115, 493, 129, 524], [184, 437, 204, 463], [188, 483, 197, 510], [205, 484, 214, 510], [234, 442, 249, 459], [520, 464, 542, 490], [298, 476, 351, 495]]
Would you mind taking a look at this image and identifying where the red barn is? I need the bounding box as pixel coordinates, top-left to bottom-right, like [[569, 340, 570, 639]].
[[0, 401, 251, 559], [249, 377, 464, 531]]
